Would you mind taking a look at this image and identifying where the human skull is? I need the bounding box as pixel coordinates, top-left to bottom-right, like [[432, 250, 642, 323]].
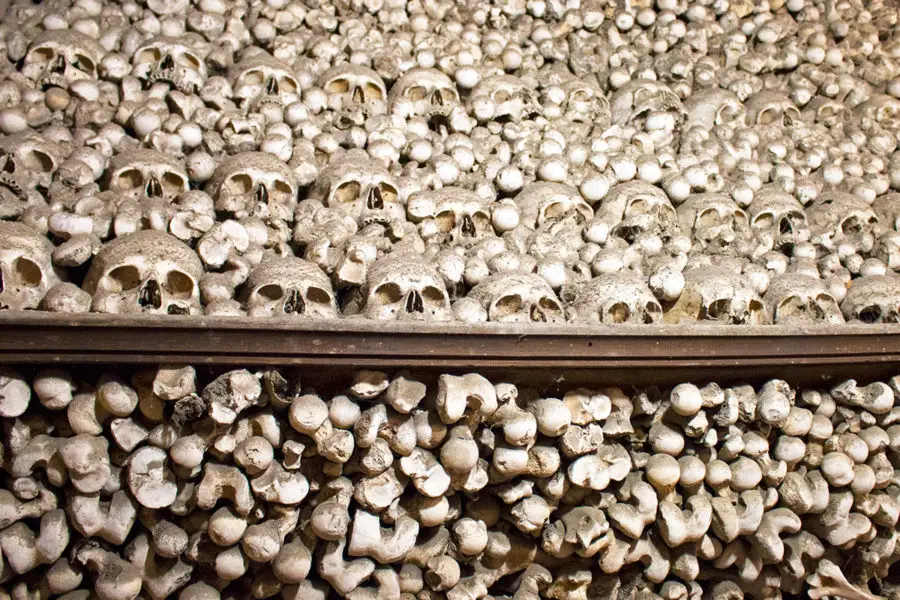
[[469, 75, 540, 123], [841, 275, 900, 323], [319, 64, 387, 114], [230, 53, 301, 113], [310, 153, 404, 228], [131, 36, 207, 94], [803, 96, 850, 128], [564, 272, 662, 324], [665, 266, 768, 324], [764, 274, 844, 325], [388, 68, 460, 123], [407, 187, 493, 247], [22, 30, 103, 89], [0, 221, 61, 310], [558, 79, 611, 128], [597, 181, 676, 241], [362, 255, 452, 321], [83, 231, 203, 315], [106, 149, 189, 203], [853, 94, 900, 130], [873, 193, 900, 232], [807, 192, 880, 252], [513, 183, 593, 232], [748, 188, 810, 253], [468, 273, 565, 323], [241, 257, 337, 319], [682, 88, 745, 131], [743, 90, 801, 128], [206, 152, 297, 222], [609, 80, 683, 127], [676, 193, 752, 256], [0, 133, 65, 189]]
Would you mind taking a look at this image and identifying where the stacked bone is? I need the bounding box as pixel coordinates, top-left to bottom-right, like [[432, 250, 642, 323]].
[[1, 365, 899, 599], [2, 0, 900, 322]]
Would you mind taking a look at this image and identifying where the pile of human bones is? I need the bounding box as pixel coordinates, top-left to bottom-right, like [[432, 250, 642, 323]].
[[2, 0, 900, 323], [0, 365, 898, 599]]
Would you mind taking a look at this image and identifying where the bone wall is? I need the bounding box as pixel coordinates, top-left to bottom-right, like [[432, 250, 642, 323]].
[[1, 365, 899, 600]]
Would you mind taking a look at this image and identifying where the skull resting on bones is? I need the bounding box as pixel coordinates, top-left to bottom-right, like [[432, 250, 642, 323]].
[[83, 230, 203, 315], [388, 68, 460, 122], [131, 36, 208, 94], [22, 30, 103, 89], [310, 153, 404, 228], [469, 273, 565, 323], [407, 187, 493, 246], [682, 88, 745, 131], [841, 275, 900, 323], [564, 272, 662, 324], [106, 149, 189, 203], [230, 53, 301, 113], [318, 64, 387, 114], [854, 94, 900, 130], [676, 193, 751, 255], [0, 221, 61, 310], [206, 152, 297, 222], [665, 266, 768, 324], [598, 181, 677, 241], [744, 90, 801, 128], [469, 75, 541, 123], [361, 255, 452, 321], [241, 257, 337, 319], [610, 79, 684, 128], [765, 274, 844, 325], [513, 182, 593, 231], [0, 132, 65, 190], [807, 192, 881, 251], [748, 188, 810, 253]]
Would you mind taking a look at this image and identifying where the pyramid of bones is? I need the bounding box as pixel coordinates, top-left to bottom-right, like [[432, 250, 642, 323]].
[[1, 365, 900, 599], [0, 0, 899, 322]]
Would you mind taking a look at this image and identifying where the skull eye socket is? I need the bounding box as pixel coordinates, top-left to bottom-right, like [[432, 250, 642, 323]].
[[335, 181, 361, 204], [378, 183, 398, 204], [706, 299, 731, 321], [22, 150, 54, 173], [325, 78, 350, 94], [273, 179, 294, 198], [571, 90, 590, 103], [364, 82, 384, 101], [857, 305, 883, 323], [405, 86, 427, 101], [31, 47, 55, 62], [606, 302, 630, 323], [698, 208, 722, 228], [493, 294, 523, 317], [626, 198, 650, 216], [644, 301, 662, 323], [472, 212, 491, 232], [439, 88, 459, 103], [74, 54, 96, 74], [492, 89, 510, 103], [106, 265, 142, 292], [162, 171, 187, 193], [279, 76, 299, 94], [373, 282, 403, 305], [306, 287, 332, 305], [136, 48, 162, 64], [539, 297, 562, 315], [717, 104, 740, 123], [752, 212, 774, 230], [256, 284, 284, 301], [816, 293, 839, 311], [114, 168, 143, 191], [225, 173, 254, 194], [543, 201, 565, 220], [11, 258, 42, 287], [242, 69, 265, 86], [421, 286, 446, 307], [757, 108, 777, 125], [179, 53, 201, 70], [435, 210, 456, 232], [163, 270, 194, 299]]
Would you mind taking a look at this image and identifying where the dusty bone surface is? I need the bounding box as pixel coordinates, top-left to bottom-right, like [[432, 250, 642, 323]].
[[1, 364, 900, 599], [1, 0, 900, 323]]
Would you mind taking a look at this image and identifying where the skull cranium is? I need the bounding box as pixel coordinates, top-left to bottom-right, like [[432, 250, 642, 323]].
[[0, 221, 61, 310], [206, 152, 298, 222], [513, 183, 593, 232], [841, 275, 900, 323], [468, 273, 565, 323], [665, 266, 768, 324], [407, 187, 493, 247], [564, 272, 662, 324], [106, 149, 189, 203], [230, 53, 301, 113], [388, 68, 460, 123], [764, 274, 844, 325], [469, 75, 540, 123], [807, 192, 880, 252], [319, 64, 387, 114], [22, 30, 103, 89], [676, 193, 751, 256], [748, 188, 810, 254], [362, 255, 452, 321], [131, 36, 208, 94], [241, 257, 337, 319], [310, 152, 404, 228]]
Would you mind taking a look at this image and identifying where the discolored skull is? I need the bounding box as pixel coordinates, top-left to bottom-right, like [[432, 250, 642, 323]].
[[764, 274, 844, 325], [514, 183, 592, 232], [310, 153, 404, 228], [609, 80, 683, 127], [22, 30, 103, 89], [558, 79, 611, 128], [598, 181, 676, 242], [241, 257, 336, 318], [469, 75, 540, 123], [0, 133, 64, 189], [665, 266, 768, 324], [873, 193, 900, 232], [807, 192, 880, 251], [564, 272, 662, 324], [388, 68, 460, 122], [230, 53, 301, 113], [676, 193, 751, 255], [206, 152, 297, 222], [748, 188, 810, 253], [743, 91, 801, 128], [854, 94, 900, 131], [131, 36, 207, 94], [319, 64, 387, 114], [83, 231, 203, 315], [0, 222, 61, 310], [682, 88, 745, 131], [407, 187, 492, 246], [106, 149, 189, 203], [803, 96, 850, 128], [841, 275, 900, 323], [362, 255, 452, 321], [468, 273, 565, 323]]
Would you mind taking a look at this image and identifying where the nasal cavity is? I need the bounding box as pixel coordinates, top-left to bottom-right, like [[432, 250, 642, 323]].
[[461, 215, 476, 237], [367, 186, 384, 210], [431, 89, 444, 106], [778, 217, 793, 235], [284, 289, 305, 315], [255, 184, 268, 204], [266, 77, 279, 94], [145, 176, 163, 197], [530, 304, 547, 322], [405, 290, 424, 313], [138, 279, 162, 310], [0, 270, 4, 294], [51, 55, 66, 73], [160, 54, 175, 71], [352, 86, 365, 104]]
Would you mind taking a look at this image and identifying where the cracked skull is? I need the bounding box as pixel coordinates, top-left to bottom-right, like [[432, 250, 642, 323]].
[[106, 149, 189, 203], [666, 266, 768, 324], [807, 192, 881, 253], [0, 133, 64, 190], [748, 188, 810, 253], [564, 272, 662, 324], [514, 182, 593, 232], [83, 230, 203, 315], [310, 153, 404, 228], [469, 273, 565, 323], [241, 257, 337, 319], [388, 68, 460, 124], [841, 275, 900, 323], [230, 53, 301, 113], [469, 75, 541, 123], [765, 274, 844, 325], [362, 255, 452, 321], [609, 79, 684, 129], [0, 221, 61, 310], [407, 187, 492, 247], [206, 152, 297, 222], [22, 30, 103, 89], [677, 193, 751, 255], [131, 36, 207, 94], [599, 181, 677, 242]]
